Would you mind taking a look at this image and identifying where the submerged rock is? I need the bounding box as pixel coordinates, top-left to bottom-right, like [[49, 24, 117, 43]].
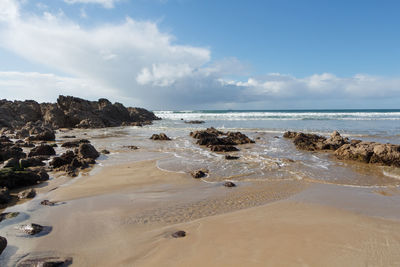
[[0, 212, 19, 222], [0, 187, 11, 204], [16, 223, 44, 235], [101, 149, 110, 154], [172, 230, 186, 238]]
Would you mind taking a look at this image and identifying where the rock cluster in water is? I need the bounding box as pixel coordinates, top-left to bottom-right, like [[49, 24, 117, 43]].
[[284, 131, 400, 167], [190, 127, 255, 152]]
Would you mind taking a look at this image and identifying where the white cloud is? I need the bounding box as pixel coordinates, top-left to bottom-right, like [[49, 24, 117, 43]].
[[64, 0, 120, 9], [0, 0, 399, 109]]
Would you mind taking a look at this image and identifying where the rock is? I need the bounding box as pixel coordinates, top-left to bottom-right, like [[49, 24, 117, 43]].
[[210, 145, 239, 152], [190, 128, 253, 152], [184, 120, 205, 124], [0, 212, 19, 222], [0, 168, 42, 189], [0, 95, 159, 130], [324, 131, 349, 150], [19, 156, 47, 168], [61, 139, 90, 148], [190, 169, 208, 179], [77, 143, 99, 159], [172, 230, 186, 238], [0, 236, 6, 255], [3, 157, 20, 168], [35, 168, 50, 181], [0, 187, 11, 204], [17, 255, 73, 267], [16, 223, 43, 235], [150, 133, 171, 140], [50, 151, 75, 168], [283, 131, 298, 138], [40, 200, 56, 206], [225, 155, 239, 160], [369, 144, 400, 167], [0, 145, 26, 163], [61, 135, 76, 138], [334, 142, 376, 163], [293, 133, 327, 151], [18, 188, 36, 199], [101, 149, 110, 154], [223, 181, 236, 187], [123, 145, 139, 150], [28, 145, 56, 157]]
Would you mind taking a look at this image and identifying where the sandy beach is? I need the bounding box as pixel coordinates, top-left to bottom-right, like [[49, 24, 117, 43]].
[[2, 154, 400, 266]]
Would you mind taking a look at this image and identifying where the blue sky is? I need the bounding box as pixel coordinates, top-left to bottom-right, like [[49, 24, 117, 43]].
[[0, 0, 399, 109]]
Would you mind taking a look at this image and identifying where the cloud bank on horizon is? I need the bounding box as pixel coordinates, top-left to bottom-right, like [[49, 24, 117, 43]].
[[0, 0, 399, 109]]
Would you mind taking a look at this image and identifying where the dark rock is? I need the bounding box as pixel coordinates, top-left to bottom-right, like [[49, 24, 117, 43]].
[[35, 168, 50, 181], [101, 149, 110, 154], [61, 135, 76, 138], [0, 169, 42, 189], [0, 145, 26, 163], [210, 145, 239, 152], [223, 181, 236, 187], [18, 188, 36, 199], [190, 128, 253, 152], [77, 143, 99, 159], [0, 236, 6, 255], [190, 169, 208, 179], [16, 223, 43, 235], [61, 139, 90, 148], [225, 155, 239, 160], [28, 145, 56, 157], [17, 255, 72, 267], [19, 156, 47, 168], [172, 230, 186, 238], [0, 187, 11, 204], [40, 200, 56, 206], [3, 157, 20, 168], [0, 212, 19, 222], [0, 95, 159, 130], [50, 151, 75, 168], [184, 120, 205, 124], [123, 145, 139, 150], [150, 133, 171, 140]]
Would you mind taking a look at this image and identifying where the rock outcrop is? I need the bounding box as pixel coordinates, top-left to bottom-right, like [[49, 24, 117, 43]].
[[150, 133, 171, 140], [285, 130, 400, 167], [0, 95, 160, 130], [190, 127, 254, 152]]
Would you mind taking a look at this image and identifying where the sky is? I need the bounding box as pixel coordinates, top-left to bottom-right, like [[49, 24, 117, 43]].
[[0, 0, 399, 110]]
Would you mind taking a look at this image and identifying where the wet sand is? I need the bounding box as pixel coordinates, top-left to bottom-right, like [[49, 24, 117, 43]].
[[2, 156, 400, 266]]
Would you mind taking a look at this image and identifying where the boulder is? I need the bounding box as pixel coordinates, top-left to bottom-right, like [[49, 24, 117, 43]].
[[293, 133, 327, 151], [150, 133, 171, 140], [19, 156, 47, 168], [16, 223, 44, 235], [0, 145, 26, 163], [18, 188, 36, 199], [28, 145, 56, 157], [0, 187, 11, 204], [0, 168, 42, 189], [77, 143, 99, 159], [369, 144, 400, 167], [171, 231, 186, 238], [334, 142, 376, 163], [190, 169, 208, 179], [223, 181, 236, 187], [61, 139, 90, 148], [0, 236, 6, 256]]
